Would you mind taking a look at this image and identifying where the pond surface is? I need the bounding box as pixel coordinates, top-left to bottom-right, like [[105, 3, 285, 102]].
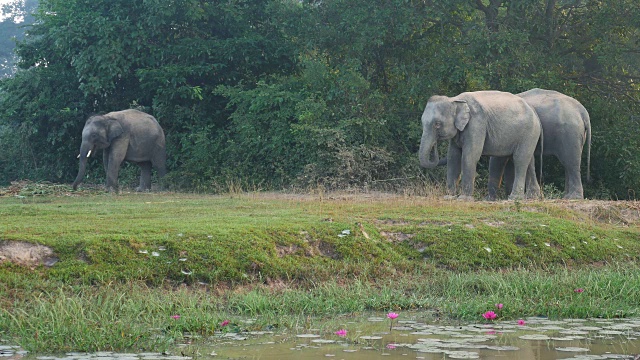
[[5, 314, 640, 360]]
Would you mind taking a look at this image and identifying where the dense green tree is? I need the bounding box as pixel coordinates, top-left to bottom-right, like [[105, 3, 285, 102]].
[[0, 0, 638, 198], [0, 0, 295, 186]]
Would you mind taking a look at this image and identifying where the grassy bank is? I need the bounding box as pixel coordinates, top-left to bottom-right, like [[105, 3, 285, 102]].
[[1, 187, 639, 352]]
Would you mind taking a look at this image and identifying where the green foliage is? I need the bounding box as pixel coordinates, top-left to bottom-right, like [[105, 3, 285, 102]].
[[0, 0, 639, 196]]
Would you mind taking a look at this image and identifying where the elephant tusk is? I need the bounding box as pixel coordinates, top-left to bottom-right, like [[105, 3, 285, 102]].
[[87, 150, 92, 158], [77, 154, 80, 159]]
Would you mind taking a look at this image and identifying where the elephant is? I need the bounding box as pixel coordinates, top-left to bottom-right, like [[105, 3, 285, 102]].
[[72, 109, 167, 192], [419, 91, 542, 201], [487, 89, 591, 200]]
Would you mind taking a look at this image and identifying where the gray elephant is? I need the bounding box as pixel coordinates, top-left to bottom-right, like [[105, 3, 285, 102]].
[[488, 89, 591, 200], [72, 109, 167, 192], [419, 91, 542, 200]]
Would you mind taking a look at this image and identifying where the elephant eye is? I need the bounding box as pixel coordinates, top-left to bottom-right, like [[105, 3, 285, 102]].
[[435, 121, 442, 129]]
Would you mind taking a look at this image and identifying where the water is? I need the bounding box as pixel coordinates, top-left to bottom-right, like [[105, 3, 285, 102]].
[[5, 315, 640, 360]]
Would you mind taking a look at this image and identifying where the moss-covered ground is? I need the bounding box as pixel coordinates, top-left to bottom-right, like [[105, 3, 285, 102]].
[[1, 186, 639, 352]]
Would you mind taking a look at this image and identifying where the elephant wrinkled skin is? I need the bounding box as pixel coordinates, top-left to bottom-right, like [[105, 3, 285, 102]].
[[419, 91, 542, 201], [72, 109, 167, 192], [488, 89, 591, 200]]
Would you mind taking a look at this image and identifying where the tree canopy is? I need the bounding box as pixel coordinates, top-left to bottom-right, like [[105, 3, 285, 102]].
[[0, 0, 639, 198]]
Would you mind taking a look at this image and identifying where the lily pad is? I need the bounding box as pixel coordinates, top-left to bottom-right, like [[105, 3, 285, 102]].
[[359, 336, 383, 340], [445, 350, 480, 359], [574, 326, 602, 331], [485, 346, 520, 351], [555, 347, 590, 352], [598, 330, 624, 335], [311, 339, 336, 344], [518, 334, 551, 340]]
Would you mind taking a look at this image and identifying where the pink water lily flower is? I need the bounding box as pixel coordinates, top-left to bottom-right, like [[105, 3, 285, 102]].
[[517, 319, 526, 326], [482, 311, 497, 320], [387, 312, 399, 320], [171, 315, 180, 320], [335, 329, 347, 337], [495, 303, 503, 310], [220, 320, 230, 326]]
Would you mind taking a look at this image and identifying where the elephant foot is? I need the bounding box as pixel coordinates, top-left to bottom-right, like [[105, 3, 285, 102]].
[[525, 191, 542, 200], [563, 193, 584, 200], [485, 195, 498, 201], [457, 195, 474, 201], [443, 195, 457, 200], [508, 193, 525, 201]]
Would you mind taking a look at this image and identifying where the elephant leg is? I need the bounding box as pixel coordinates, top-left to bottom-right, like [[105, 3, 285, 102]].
[[445, 143, 462, 199], [563, 162, 584, 199], [487, 156, 509, 200], [508, 153, 532, 200], [106, 144, 127, 193], [137, 162, 152, 191], [525, 157, 541, 199], [458, 146, 482, 200], [103, 150, 109, 179], [503, 159, 514, 196], [151, 149, 167, 190], [553, 144, 584, 199]]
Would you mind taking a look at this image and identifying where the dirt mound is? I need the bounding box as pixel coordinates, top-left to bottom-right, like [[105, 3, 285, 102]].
[[0, 180, 103, 197], [0, 241, 58, 268], [556, 200, 640, 226]]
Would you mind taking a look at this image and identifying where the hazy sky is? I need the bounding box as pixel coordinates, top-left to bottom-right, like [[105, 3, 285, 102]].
[[0, 0, 24, 22]]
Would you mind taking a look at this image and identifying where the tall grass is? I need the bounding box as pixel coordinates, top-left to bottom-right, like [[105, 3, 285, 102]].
[[2, 265, 640, 353]]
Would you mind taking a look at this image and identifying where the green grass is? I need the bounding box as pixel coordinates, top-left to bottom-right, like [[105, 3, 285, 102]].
[[1, 189, 639, 352], [2, 268, 640, 353]]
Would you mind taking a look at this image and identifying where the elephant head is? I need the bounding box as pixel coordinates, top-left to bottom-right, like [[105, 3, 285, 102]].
[[72, 115, 124, 190], [418, 96, 470, 168]]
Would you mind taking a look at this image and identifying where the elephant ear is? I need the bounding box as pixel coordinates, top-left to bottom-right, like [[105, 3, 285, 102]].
[[107, 119, 124, 141], [453, 100, 470, 131]]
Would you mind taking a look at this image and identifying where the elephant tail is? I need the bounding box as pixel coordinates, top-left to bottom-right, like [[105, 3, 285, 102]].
[[539, 125, 543, 188], [586, 116, 592, 184]]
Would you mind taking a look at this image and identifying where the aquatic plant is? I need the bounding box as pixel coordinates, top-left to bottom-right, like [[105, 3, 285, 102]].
[[387, 312, 399, 331], [335, 329, 347, 337], [482, 311, 497, 320]]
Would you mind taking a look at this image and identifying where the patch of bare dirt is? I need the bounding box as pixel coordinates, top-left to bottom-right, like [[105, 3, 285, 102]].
[[418, 221, 454, 227], [376, 219, 411, 226], [0, 241, 58, 268], [0, 180, 101, 197], [276, 232, 340, 259], [552, 200, 640, 226], [380, 231, 415, 243]]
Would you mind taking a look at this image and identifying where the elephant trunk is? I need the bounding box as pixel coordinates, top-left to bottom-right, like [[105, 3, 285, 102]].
[[72, 142, 92, 190], [419, 133, 440, 169]]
